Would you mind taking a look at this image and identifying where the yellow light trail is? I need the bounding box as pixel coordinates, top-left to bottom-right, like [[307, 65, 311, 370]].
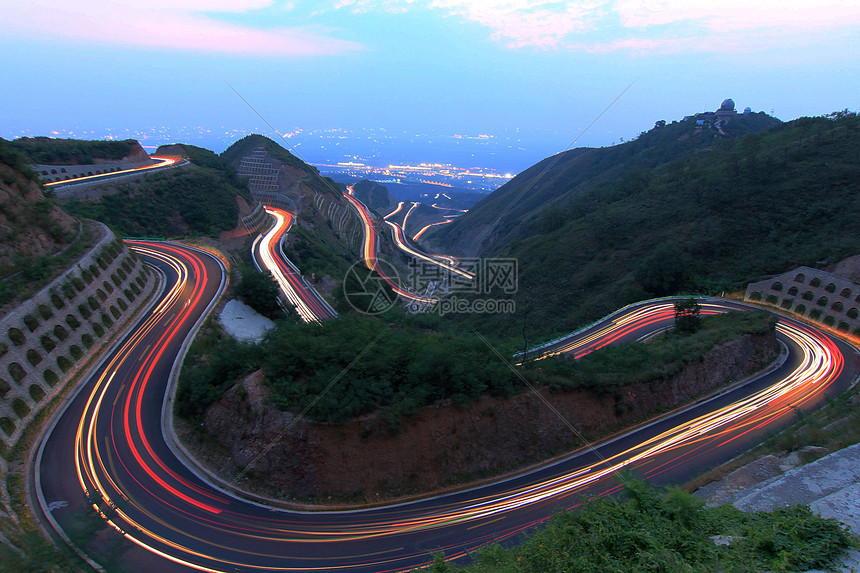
[[43, 156, 180, 187]]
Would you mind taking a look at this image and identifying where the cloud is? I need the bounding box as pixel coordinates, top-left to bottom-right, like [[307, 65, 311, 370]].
[[326, 0, 860, 54], [429, 0, 604, 49], [2, 0, 363, 56]]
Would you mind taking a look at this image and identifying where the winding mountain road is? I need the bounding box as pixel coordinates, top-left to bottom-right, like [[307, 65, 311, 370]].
[[32, 242, 860, 572]]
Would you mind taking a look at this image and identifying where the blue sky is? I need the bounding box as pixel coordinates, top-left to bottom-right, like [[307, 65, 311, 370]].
[[2, 1, 859, 167]]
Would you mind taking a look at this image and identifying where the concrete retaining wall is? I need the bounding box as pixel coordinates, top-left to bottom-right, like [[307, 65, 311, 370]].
[[0, 224, 157, 447], [745, 266, 860, 335]]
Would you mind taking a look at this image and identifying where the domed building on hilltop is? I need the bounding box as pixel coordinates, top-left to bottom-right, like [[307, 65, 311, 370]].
[[716, 98, 738, 121]]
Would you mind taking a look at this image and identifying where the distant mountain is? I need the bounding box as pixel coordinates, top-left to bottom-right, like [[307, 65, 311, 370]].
[[428, 107, 780, 257], [428, 110, 860, 340], [220, 135, 364, 285], [351, 179, 395, 213]]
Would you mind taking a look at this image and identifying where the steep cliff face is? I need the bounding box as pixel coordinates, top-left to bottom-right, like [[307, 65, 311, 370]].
[[196, 331, 779, 501]]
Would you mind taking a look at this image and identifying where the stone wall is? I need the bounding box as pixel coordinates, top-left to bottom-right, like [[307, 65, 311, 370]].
[[745, 266, 860, 336], [0, 224, 157, 446]]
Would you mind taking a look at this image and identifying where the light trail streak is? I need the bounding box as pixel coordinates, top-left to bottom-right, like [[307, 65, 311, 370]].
[[254, 208, 336, 323], [412, 219, 454, 242], [342, 188, 437, 305], [384, 220, 474, 280], [383, 202, 404, 220], [43, 156, 179, 187], [45, 251, 859, 573]]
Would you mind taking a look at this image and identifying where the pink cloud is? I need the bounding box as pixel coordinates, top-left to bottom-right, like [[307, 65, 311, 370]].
[[3, 1, 363, 56]]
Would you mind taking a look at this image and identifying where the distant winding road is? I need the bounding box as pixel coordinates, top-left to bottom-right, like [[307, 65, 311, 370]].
[[252, 207, 338, 323], [32, 242, 860, 572]]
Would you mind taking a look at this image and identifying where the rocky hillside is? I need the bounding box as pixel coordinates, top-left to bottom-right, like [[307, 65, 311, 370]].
[[221, 134, 364, 284], [188, 328, 778, 500], [351, 179, 395, 213], [0, 139, 78, 280]]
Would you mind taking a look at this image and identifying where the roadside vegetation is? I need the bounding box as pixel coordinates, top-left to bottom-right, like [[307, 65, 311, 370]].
[[176, 309, 776, 430], [438, 111, 860, 340], [62, 167, 248, 238], [423, 476, 855, 573], [8, 137, 137, 164]]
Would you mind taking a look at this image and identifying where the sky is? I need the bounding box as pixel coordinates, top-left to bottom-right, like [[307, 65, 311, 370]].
[[1, 1, 859, 171]]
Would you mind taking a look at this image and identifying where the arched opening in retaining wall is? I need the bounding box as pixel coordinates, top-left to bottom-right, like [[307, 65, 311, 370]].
[[12, 399, 30, 419], [29, 385, 45, 402], [0, 417, 15, 437]]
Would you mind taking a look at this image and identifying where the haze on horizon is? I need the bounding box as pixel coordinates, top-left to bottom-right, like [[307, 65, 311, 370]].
[[1, 1, 858, 171]]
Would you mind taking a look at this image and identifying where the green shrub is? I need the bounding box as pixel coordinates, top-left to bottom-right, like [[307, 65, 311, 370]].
[[23, 314, 39, 332], [12, 399, 30, 418], [29, 385, 45, 401], [51, 293, 65, 309], [9, 362, 26, 382], [81, 334, 94, 348], [57, 356, 72, 373], [37, 304, 53, 320], [9, 328, 25, 346], [0, 417, 16, 436], [40, 335, 56, 352], [62, 282, 77, 300], [27, 348, 42, 366], [43, 369, 58, 387]]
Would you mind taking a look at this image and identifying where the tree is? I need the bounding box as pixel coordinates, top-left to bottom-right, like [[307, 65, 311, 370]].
[[674, 298, 701, 335], [234, 266, 282, 319]]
